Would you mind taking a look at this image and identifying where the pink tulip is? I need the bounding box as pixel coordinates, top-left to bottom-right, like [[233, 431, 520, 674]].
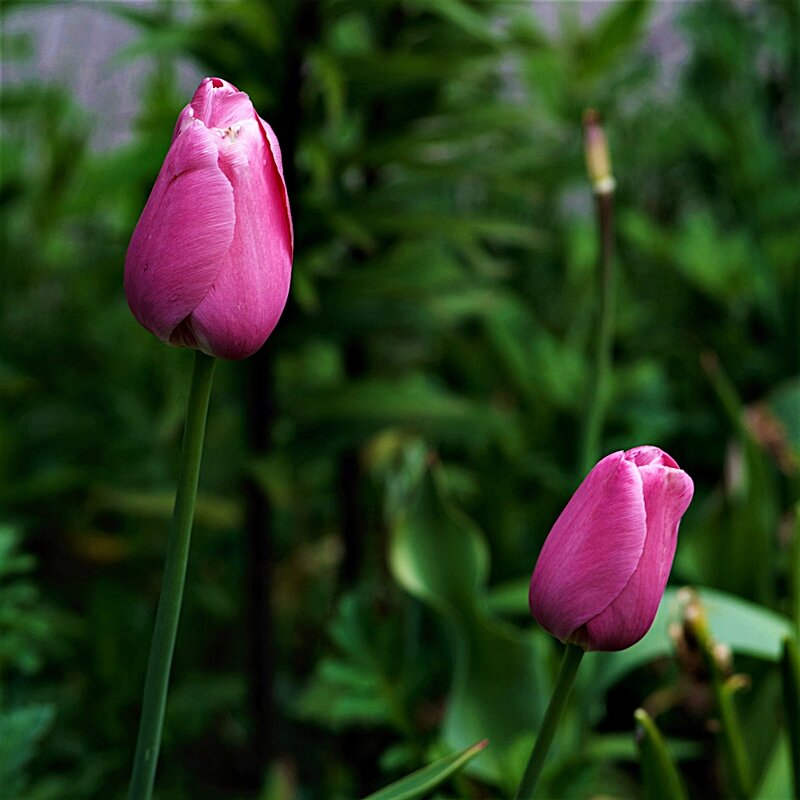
[[125, 77, 293, 360], [529, 446, 694, 651]]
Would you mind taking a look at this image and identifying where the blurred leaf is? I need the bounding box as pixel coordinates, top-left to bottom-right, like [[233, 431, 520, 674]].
[[296, 591, 414, 733], [598, 587, 795, 691], [0, 704, 55, 799], [485, 578, 531, 620], [387, 445, 548, 787], [586, 732, 701, 762], [484, 299, 585, 410], [702, 354, 782, 603], [291, 376, 518, 454], [412, 0, 500, 46], [768, 377, 800, 461], [675, 211, 755, 301], [90, 485, 242, 529], [577, 0, 653, 76], [546, 759, 640, 800], [754, 733, 794, 800], [389, 453, 488, 617], [0, 527, 65, 676], [486, 579, 795, 687]]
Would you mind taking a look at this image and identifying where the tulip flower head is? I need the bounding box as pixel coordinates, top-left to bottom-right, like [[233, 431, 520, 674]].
[[125, 77, 293, 360], [529, 447, 693, 652]]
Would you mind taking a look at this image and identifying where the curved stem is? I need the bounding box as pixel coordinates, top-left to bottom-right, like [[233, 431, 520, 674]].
[[128, 351, 216, 800], [514, 643, 585, 800]]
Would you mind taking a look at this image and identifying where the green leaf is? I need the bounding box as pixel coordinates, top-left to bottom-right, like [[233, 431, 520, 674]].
[[577, 0, 653, 76], [412, 0, 500, 46], [387, 447, 548, 787], [295, 591, 413, 734], [291, 376, 517, 454], [390, 457, 488, 618], [768, 377, 800, 459], [634, 709, 689, 800], [688, 588, 794, 660], [485, 577, 531, 620], [754, 734, 794, 800], [597, 587, 794, 691], [0, 704, 55, 798], [487, 578, 795, 691], [362, 739, 488, 800]]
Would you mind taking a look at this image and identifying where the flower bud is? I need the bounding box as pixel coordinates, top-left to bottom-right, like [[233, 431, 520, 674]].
[[583, 109, 615, 195], [125, 77, 293, 360], [529, 446, 694, 651]]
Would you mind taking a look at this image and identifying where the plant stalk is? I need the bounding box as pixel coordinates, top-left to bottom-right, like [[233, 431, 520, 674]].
[[128, 350, 216, 800], [634, 708, 689, 800], [780, 637, 800, 800], [580, 186, 616, 475], [712, 674, 752, 800], [698, 631, 752, 800], [793, 503, 800, 635], [513, 643, 585, 799]]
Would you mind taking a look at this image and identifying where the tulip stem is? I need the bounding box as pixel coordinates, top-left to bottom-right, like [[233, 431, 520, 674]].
[[128, 351, 216, 800], [513, 642, 585, 799]]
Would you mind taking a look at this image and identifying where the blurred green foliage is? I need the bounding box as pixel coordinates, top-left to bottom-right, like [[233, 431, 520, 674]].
[[1, 0, 799, 798]]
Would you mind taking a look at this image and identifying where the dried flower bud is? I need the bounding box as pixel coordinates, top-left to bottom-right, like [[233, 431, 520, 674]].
[[583, 109, 616, 195]]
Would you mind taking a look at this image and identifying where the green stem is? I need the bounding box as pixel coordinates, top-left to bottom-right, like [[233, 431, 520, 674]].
[[714, 678, 752, 800], [702, 641, 752, 800], [780, 637, 800, 800], [580, 189, 616, 475], [514, 643, 585, 800], [687, 602, 752, 800], [128, 351, 216, 800], [634, 708, 689, 800], [792, 503, 800, 636]]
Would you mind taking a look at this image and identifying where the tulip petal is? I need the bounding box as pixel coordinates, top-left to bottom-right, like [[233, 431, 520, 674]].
[[625, 445, 679, 470], [529, 452, 647, 643], [583, 463, 694, 650], [188, 116, 292, 359], [258, 115, 294, 248], [173, 80, 252, 141], [189, 77, 254, 130], [172, 103, 196, 142], [124, 121, 234, 342]]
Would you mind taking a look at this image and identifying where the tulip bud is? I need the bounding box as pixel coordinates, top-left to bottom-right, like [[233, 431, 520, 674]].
[[125, 77, 293, 360], [529, 446, 694, 652]]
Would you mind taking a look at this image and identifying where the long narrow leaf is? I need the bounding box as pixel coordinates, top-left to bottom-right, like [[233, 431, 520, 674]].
[[634, 709, 688, 800], [362, 739, 488, 800]]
